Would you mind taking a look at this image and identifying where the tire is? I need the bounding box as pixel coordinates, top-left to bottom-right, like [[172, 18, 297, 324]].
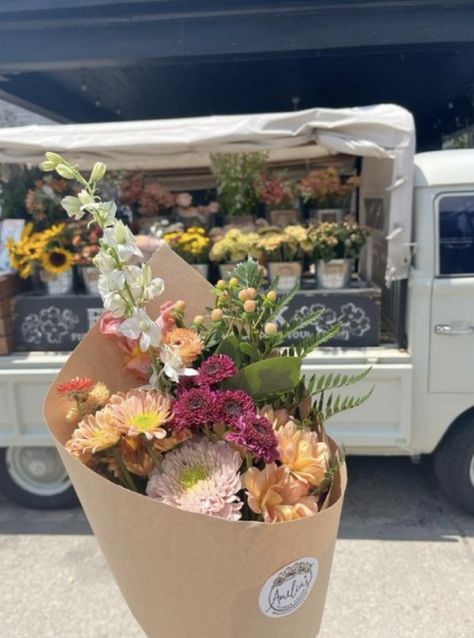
[[0, 446, 77, 510], [434, 419, 474, 515]]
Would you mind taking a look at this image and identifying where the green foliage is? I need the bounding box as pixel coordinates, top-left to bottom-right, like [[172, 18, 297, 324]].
[[305, 368, 371, 397], [312, 386, 374, 423], [223, 357, 302, 401], [227, 259, 263, 289]]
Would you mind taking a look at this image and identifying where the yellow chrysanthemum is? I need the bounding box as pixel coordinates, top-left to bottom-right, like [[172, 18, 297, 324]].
[[41, 247, 74, 275]]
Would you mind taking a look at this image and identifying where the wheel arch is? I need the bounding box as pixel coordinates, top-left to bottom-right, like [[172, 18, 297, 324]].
[[433, 404, 474, 453]]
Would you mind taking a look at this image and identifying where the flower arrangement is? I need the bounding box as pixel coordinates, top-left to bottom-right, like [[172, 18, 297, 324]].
[[70, 221, 102, 266], [257, 225, 312, 263], [174, 192, 219, 225], [210, 152, 267, 218], [256, 172, 295, 210], [163, 226, 211, 265], [41, 152, 370, 525], [119, 171, 176, 216], [308, 220, 369, 262], [209, 227, 261, 264], [298, 167, 361, 209], [7, 222, 75, 278]]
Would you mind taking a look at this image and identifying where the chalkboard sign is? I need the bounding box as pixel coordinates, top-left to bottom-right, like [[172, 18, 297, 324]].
[[13, 294, 103, 352], [277, 289, 380, 348]]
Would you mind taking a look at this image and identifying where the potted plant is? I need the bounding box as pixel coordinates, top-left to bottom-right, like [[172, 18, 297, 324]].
[[256, 171, 298, 225], [163, 226, 212, 279], [298, 167, 360, 223], [257, 225, 311, 292], [7, 223, 75, 295], [119, 172, 176, 231], [308, 220, 369, 289], [209, 227, 261, 279], [210, 152, 267, 225]]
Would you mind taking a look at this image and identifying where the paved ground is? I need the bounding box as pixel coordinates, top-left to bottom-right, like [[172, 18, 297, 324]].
[[0, 457, 473, 638]]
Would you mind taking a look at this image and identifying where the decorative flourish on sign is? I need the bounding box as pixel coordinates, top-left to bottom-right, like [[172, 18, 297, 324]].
[[20, 306, 79, 345], [259, 557, 319, 618]]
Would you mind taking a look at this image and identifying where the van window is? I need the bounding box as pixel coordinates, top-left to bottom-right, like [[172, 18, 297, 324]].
[[438, 195, 474, 275]]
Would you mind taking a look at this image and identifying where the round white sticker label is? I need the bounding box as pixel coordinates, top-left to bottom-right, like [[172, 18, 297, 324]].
[[259, 557, 319, 618]]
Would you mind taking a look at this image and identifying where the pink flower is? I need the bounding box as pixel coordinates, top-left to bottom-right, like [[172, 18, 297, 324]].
[[99, 312, 123, 337], [157, 301, 177, 336], [146, 439, 243, 520], [215, 390, 255, 425], [226, 414, 279, 463], [196, 355, 237, 386], [175, 192, 193, 208], [171, 386, 216, 432]]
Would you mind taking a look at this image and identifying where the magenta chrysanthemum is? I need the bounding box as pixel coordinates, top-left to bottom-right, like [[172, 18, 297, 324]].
[[215, 390, 255, 425], [196, 355, 237, 386], [171, 386, 216, 432], [226, 414, 279, 463], [146, 439, 243, 520]]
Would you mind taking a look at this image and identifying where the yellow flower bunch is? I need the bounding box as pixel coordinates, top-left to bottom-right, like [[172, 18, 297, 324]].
[[7, 222, 74, 278], [257, 225, 311, 263], [209, 228, 261, 263], [163, 226, 211, 264]]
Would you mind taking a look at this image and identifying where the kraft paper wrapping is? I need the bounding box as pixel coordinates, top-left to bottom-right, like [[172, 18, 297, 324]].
[[44, 243, 347, 638]]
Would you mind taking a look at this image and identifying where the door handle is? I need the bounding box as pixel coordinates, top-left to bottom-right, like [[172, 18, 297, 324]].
[[435, 324, 474, 336]]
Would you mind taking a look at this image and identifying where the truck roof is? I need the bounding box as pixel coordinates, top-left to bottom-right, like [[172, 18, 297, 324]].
[[414, 150, 474, 187]]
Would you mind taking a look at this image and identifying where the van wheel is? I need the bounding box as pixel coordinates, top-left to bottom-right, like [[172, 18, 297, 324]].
[[434, 420, 474, 515], [0, 447, 77, 510]]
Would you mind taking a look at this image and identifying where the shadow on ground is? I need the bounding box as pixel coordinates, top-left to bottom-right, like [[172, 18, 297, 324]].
[[0, 457, 472, 540]]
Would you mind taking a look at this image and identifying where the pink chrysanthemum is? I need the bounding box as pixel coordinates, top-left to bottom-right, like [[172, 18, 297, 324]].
[[215, 390, 255, 425], [107, 388, 171, 440], [226, 414, 279, 463], [196, 355, 237, 386], [146, 439, 243, 520], [171, 386, 216, 432]]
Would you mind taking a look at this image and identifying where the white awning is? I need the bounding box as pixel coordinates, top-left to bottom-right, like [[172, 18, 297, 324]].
[[0, 103, 416, 283]]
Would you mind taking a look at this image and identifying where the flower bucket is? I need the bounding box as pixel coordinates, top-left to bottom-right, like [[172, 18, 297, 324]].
[[44, 244, 346, 638], [268, 262, 302, 292], [267, 208, 299, 226], [309, 208, 346, 224], [316, 259, 352, 290], [39, 269, 73, 295], [190, 263, 210, 279], [81, 265, 100, 295]]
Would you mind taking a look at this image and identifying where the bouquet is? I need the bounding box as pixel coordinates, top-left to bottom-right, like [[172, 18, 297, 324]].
[[43, 152, 369, 638], [256, 172, 295, 210], [298, 167, 360, 209], [163, 226, 211, 265], [308, 220, 369, 262]]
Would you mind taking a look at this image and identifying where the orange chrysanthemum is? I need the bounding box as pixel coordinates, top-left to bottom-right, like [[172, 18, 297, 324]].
[[57, 377, 94, 397], [66, 408, 121, 456], [243, 463, 318, 523], [276, 421, 330, 488], [108, 389, 171, 440], [163, 327, 203, 366]]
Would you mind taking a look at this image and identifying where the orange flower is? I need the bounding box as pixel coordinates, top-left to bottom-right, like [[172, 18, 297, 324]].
[[163, 327, 203, 366], [276, 420, 330, 488], [242, 463, 318, 523], [66, 408, 121, 456], [118, 436, 154, 477], [259, 405, 290, 429], [108, 389, 171, 440]]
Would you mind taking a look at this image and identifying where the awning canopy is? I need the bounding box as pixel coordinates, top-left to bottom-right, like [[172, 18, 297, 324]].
[[0, 104, 414, 170], [0, 103, 416, 284]]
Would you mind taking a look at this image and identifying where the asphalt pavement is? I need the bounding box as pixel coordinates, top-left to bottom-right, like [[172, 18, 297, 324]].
[[0, 456, 473, 638]]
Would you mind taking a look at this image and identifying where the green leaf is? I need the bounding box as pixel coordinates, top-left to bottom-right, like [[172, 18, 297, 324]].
[[239, 341, 261, 363], [216, 335, 243, 366], [222, 356, 302, 400], [280, 308, 326, 339], [318, 386, 374, 422], [307, 367, 372, 396]]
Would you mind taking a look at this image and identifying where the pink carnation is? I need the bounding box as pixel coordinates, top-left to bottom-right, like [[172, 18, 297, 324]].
[[146, 439, 243, 520], [215, 390, 255, 425], [196, 355, 237, 386], [226, 414, 279, 463], [171, 386, 216, 432]]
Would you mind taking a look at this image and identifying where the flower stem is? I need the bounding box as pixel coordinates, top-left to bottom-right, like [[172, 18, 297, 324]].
[[143, 438, 162, 471], [111, 447, 137, 492]]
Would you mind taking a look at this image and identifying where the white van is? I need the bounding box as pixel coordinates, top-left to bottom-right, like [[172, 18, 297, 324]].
[[0, 107, 472, 513]]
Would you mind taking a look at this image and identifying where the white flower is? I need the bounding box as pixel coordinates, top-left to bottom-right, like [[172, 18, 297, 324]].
[[98, 270, 125, 297], [159, 345, 198, 383], [102, 291, 128, 318], [93, 250, 117, 273], [125, 264, 164, 303], [78, 189, 95, 207], [119, 308, 161, 352], [103, 221, 143, 261], [61, 196, 84, 220], [87, 201, 117, 227]]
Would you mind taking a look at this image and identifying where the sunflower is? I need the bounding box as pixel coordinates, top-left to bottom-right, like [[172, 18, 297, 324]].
[[39, 223, 66, 242], [41, 247, 74, 275]]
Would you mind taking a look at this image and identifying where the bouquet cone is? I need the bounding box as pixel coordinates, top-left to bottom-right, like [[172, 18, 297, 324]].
[[44, 244, 347, 638]]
